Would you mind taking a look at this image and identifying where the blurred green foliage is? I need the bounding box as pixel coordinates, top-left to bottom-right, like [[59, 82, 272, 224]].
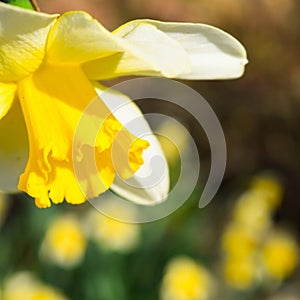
[[1, 171, 299, 299], [0, 0, 33, 10]]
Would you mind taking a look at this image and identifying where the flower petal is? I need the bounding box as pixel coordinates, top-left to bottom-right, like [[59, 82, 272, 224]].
[[0, 82, 17, 120], [94, 83, 170, 205], [0, 99, 28, 192], [0, 2, 57, 82], [82, 22, 190, 80], [113, 20, 248, 79], [17, 63, 148, 208], [46, 11, 124, 64], [18, 65, 87, 207]]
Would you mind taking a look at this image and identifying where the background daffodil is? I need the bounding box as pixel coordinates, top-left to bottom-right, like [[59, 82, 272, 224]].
[[0, 2, 247, 207]]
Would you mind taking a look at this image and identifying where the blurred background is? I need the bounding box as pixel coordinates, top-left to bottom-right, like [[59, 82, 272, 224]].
[[1, 0, 300, 299]]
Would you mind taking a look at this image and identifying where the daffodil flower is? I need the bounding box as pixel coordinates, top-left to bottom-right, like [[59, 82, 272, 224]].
[[0, 3, 247, 208]]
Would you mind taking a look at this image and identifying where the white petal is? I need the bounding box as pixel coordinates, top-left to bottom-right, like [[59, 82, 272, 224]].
[[0, 101, 28, 193], [114, 19, 248, 79], [83, 22, 190, 80], [94, 82, 170, 205]]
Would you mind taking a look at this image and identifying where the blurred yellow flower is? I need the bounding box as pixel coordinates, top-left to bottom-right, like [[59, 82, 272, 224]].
[[221, 175, 300, 291], [85, 203, 140, 253], [233, 190, 272, 233], [262, 230, 299, 280], [0, 3, 247, 208], [2, 271, 68, 300], [223, 256, 257, 290], [157, 120, 189, 162], [250, 175, 283, 209], [160, 256, 212, 300], [221, 223, 258, 258], [40, 214, 87, 268]]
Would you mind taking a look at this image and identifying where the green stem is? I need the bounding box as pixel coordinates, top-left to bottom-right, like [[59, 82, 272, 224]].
[[29, 0, 39, 11]]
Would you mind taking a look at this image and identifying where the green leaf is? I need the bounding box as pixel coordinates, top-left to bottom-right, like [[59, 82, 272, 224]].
[[5, 0, 34, 10]]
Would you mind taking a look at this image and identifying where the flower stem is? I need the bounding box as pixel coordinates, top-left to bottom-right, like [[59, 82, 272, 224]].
[[30, 0, 40, 11]]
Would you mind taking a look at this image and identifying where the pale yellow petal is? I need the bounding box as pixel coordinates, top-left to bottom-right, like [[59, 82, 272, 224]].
[[48, 13, 190, 79], [46, 11, 124, 64], [113, 19, 248, 79], [83, 22, 190, 80], [0, 82, 17, 119], [84, 18, 247, 80], [0, 99, 28, 192], [0, 2, 58, 82]]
